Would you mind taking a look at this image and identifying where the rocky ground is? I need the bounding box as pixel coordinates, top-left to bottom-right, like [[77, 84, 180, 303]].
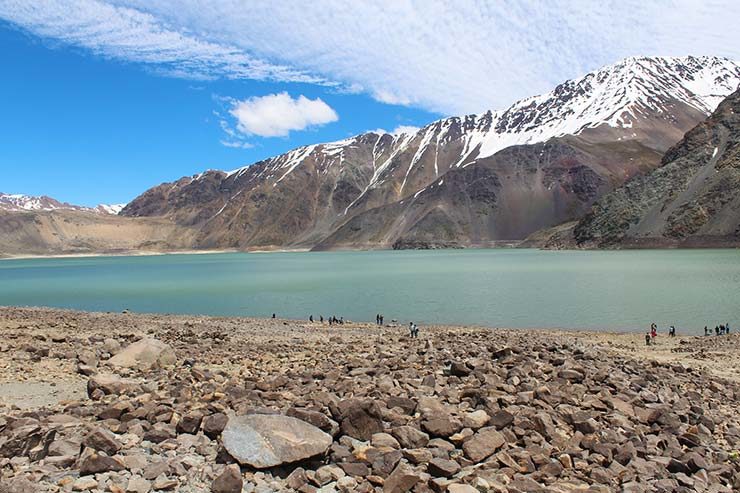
[[0, 307, 739, 493]]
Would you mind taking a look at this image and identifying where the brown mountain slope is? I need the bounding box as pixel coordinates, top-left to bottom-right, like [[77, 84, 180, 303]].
[[573, 89, 740, 248], [315, 136, 660, 249], [0, 210, 195, 257]]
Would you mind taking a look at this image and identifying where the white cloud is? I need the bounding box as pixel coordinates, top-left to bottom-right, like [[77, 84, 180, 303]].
[[1, 1, 739, 114], [228, 92, 338, 138], [220, 140, 254, 149]]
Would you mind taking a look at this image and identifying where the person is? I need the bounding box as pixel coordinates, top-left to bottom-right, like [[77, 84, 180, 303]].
[[380, 314, 384, 325], [704, 326, 709, 336], [309, 315, 314, 323], [651, 325, 657, 342], [272, 313, 276, 319], [720, 324, 726, 335], [339, 317, 344, 325], [645, 332, 651, 346], [715, 325, 720, 336], [669, 326, 676, 337], [409, 322, 415, 338], [328, 316, 333, 326], [727, 323, 731, 334], [413, 323, 419, 338], [320, 315, 324, 323]]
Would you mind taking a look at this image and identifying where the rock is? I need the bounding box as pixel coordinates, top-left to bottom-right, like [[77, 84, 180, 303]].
[[108, 338, 176, 369], [488, 409, 514, 429], [462, 410, 490, 429], [449, 361, 471, 377], [79, 452, 125, 475], [87, 373, 138, 398], [392, 426, 429, 449], [72, 477, 98, 491], [286, 468, 309, 489], [338, 399, 385, 440], [558, 369, 585, 383], [202, 412, 229, 438], [212, 464, 243, 493], [126, 476, 151, 493], [177, 410, 205, 435], [371, 432, 401, 449], [427, 457, 460, 477], [422, 416, 463, 438], [383, 462, 421, 493], [151, 476, 178, 490], [462, 427, 505, 463], [447, 485, 478, 493], [83, 427, 122, 456], [221, 414, 332, 468]]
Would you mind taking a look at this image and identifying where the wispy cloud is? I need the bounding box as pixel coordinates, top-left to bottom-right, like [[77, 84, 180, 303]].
[[228, 92, 338, 138], [1, 0, 739, 114]]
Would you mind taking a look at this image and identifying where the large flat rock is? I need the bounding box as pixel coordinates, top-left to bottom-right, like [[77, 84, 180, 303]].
[[107, 338, 175, 369], [221, 414, 332, 469]]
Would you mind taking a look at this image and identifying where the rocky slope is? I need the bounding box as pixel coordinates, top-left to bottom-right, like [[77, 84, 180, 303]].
[[573, 88, 740, 248], [1, 307, 740, 492], [121, 56, 740, 250], [0, 209, 196, 258]]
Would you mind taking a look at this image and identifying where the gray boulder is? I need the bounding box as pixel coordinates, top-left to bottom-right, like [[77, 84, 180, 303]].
[[221, 414, 332, 468]]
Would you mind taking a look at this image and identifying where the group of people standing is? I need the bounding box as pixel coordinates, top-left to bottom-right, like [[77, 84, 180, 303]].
[[375, 314, 385, 325], [704, 324, 731, 336], [307, 315, 344, 325], [646, 321, 733, 345]]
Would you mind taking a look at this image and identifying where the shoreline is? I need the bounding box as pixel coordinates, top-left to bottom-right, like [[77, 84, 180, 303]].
[[4, 244, 740, 260]]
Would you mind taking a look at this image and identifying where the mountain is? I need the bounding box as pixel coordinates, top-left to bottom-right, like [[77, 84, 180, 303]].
[[0, 192, 125, 215], [113, 56, 739, 250], [572, 88, 740, 248]]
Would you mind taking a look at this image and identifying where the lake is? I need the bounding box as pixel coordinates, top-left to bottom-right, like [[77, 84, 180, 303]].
[[1, 249, 738, 332]]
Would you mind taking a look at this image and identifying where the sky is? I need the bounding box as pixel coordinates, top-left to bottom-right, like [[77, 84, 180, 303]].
[[1, 0, 739, 206]]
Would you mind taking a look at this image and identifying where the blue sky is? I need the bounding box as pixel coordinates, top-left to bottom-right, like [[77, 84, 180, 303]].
[[1, 1, 739, 206]]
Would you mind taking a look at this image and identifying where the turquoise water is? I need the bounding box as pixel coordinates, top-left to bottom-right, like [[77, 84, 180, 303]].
[[1, 249, 739, 332]]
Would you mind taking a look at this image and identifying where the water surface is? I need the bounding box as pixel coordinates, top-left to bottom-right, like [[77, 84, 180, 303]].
[[1, 249, 738, 332]]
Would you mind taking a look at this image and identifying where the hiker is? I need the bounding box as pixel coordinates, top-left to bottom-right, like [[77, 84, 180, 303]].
[[309, 315, 313, 323], [645, 332, 651, 346]]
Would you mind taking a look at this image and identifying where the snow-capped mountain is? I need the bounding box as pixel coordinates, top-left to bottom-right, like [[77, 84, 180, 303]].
[[0, 193, 125, 215], [122, 56, 740, 250]]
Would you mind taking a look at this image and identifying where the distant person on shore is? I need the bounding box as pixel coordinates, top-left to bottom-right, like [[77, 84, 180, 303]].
[[328, 316, 333, 326], [380, 314, 384, 325], [645, 332, 651, 346], [320, 315, 324, 323], [650, 325, 657, 342], [715, 325, 720, 336], [704, 326, 709, 336], [409, 322, 414, 338], [669, 326, 676, 337], [727, 323, 731, 334], [309, 315, 313, 323], [720, 324, 726, 335], [339, 317, 344, 325], [376, 314, 381, 325], [272, 313, 276, 319]]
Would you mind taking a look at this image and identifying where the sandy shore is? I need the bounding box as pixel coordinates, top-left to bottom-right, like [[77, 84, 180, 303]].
[[0, 307, 738, 492]]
